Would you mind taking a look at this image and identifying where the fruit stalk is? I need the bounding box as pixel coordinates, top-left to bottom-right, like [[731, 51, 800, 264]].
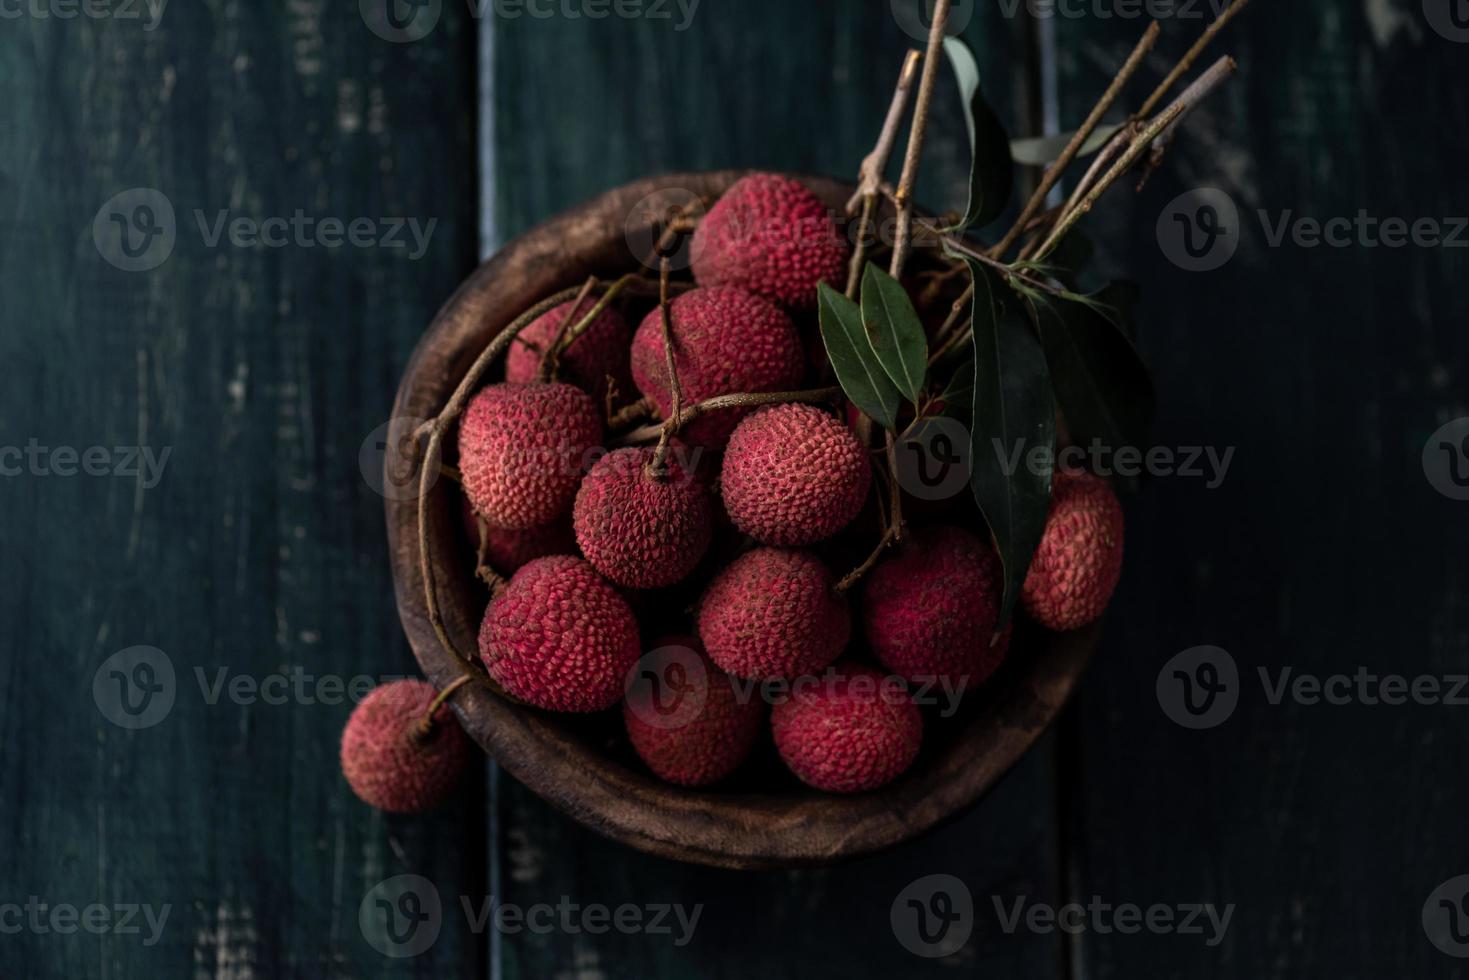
[[888, 0, 952, 280]]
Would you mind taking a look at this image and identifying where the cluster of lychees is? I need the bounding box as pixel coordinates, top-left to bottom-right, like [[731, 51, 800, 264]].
[[340, 174, 1124, 813]]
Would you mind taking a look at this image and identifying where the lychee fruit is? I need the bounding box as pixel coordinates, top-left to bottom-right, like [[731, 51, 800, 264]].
[[862, 526, 1007, 690], [340, 679, 471, 813], [573, 446, 713, 589], [630, 286, 804, 447], [504, 298, 632, 407], [697, 547, 849, 680], [771, 663, 922, 793], [622, 638, 764, 787], [691, 173, 851, 310], [479, 555, 641, 712], [721, 403, 871, 546], [1022, 469, 1124, 630], [457, 382, 602, 530], [460, 496, 576, 574]]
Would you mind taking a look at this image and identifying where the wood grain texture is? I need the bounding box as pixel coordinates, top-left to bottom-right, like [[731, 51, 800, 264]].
[[1050, 5, 1469, 978], [0, 5, 480, 978], [486, 4, 1071, 976]]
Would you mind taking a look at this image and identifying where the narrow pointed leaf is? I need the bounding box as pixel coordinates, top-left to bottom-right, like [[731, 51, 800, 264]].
[[1010, 122, 1123, 167], [947, 250, 1056, 628], [941, 37, 1015, 232], [1033, 285, 1156, 454], [818, 282, 900, 431], [860, 264, 928, 405], [939, 357, 975, 416]]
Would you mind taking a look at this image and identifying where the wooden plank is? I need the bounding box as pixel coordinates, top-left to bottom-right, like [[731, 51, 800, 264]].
[[488, 5, 1067, 976], [0, 6, 481, 977], [1050, 5, 1469, 976]]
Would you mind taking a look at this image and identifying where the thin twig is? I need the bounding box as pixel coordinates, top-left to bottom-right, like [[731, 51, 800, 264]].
[[618, 387, 842, 445], [649, 255, 683, 476], [847, 50, 923, 297], [1136, 55, 1240, 189], [608, 395, 654, 430], [991, 21, 1160, 259], [889, 0, 951, 279], [1137, 0, 1251, 119], [835, 523, 901, 594], [413, 674, 476, 741], [537, 275, 599, 382]]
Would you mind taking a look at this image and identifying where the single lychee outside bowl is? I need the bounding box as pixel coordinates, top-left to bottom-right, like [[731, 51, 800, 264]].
[[385, 170, 1100, 870]]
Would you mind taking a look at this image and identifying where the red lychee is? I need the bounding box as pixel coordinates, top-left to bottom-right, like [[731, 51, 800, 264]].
[[504, 298, 632, 408], [1022, 469, 1124, 630], [457, 382, 602, 530], [573, 446, 713, 589], [721, 403, 871, 546], [697, 547, 849, 681], [771, 663, 922, 793], [622, 638, 764, 787], [862, 526, 1007, 690], [691, 173, 851, 310], [630, 286, 804, 447], [479, 555, 641, 712], [340, 679, 471, 814]]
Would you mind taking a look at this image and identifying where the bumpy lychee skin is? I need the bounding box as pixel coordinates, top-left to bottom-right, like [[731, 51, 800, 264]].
[[622, 638, 765, 787], [1022, 469, 1125, 630], [573, 446, 714, 589], [340, 679, 470, 814], [771, 663, 922, 793], [721, 403, 871, 546], [504, 299, 632, 407], [697, 548, 849, 680], [862, 526, 1007, 690], [458, 382, 602, 530], [691, 173, 851, 310], [630, 286, 804, 447], [460, 496, 576, 574], [479, 555, 641, 712]]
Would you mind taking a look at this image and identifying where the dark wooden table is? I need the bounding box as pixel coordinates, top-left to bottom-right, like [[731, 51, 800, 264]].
[[3, 2, 1466, 977]]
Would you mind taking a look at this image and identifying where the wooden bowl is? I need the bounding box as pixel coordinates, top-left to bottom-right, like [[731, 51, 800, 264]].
[[385, 170, 1099, 870]]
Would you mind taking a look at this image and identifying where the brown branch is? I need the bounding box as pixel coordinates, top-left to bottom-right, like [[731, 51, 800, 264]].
[[1137, 0, 1251, 119], [537, 275, 598, 382], [649, 255, 683, 476], [889, 0, 951, 279], [618, 387, 842, 445], [835, 522, 901, 594], [846, 50, 923, 297], [608, 395, 654, 430], [413, 674, 475, 742], [991, 21, 1160, 259]]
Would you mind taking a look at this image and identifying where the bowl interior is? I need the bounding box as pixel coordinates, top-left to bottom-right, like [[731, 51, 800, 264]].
[[385, 170, 1099, 870]]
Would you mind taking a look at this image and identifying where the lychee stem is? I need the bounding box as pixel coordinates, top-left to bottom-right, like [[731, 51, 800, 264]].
[[413, 674, 474, 743], [472, 514, 508, 595], [846, 50, 922, 298], [608, 395, 654, 431], [618, 387, 842, 447], [537, 275, 600, 383], [649, 255, 684, 478], [888, 0, 951, 279]]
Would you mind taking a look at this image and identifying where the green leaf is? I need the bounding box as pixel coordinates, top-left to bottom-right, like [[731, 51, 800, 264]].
[[938, 357, 975, 416], [1009, 123, 1124, 167], [1042, 228, 1095, 293], [818, 282, 900, 431], [859, 264, 928, 405], [946, 249, 1056, 628], [941, 37, 1015, 232], [1033, 284, 1155, 454]]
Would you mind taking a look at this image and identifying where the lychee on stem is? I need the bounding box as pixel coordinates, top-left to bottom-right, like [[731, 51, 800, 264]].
[[457, 382, 602, 530], [721, 403, 871, 546], [630, 286, 804, 448], [622, 638, 765, 787], [479, 555, 641, 712], [771, 663, 922, 793], [697, 547, 850, 681], [862, 526, 1008, 691], [1022, 469, 1125, 630], [573, 446, 713, 589], [339, 678, 471, 814], [504, 297, 631, 408], [691, 173, 851, 310]]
